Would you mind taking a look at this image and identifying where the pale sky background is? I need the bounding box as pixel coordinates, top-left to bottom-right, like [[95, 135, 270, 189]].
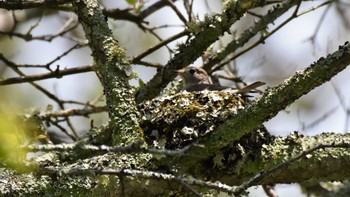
[[1, 0, 350, 196]]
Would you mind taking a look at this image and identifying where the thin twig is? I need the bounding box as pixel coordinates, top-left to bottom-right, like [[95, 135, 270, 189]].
[[132, 30, 188, 63], [39, 106, 107, 118], [166, 0, 187, 25], [0, 64, 93, 86]]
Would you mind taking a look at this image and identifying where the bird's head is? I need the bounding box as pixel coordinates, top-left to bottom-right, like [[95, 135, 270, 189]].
[[174, 66, 210, 89]]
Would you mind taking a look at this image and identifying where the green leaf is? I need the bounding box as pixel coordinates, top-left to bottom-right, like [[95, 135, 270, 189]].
[[0, 107, 27, 171], [138, 79, 145, 87], [126, 0, 137, 5]]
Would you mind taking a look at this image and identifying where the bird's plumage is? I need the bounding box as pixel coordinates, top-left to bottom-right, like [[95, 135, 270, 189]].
[[175, 66, 264, 93]]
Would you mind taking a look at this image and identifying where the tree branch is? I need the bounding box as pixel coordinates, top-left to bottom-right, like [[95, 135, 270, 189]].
[[216, 132, 350, 185], [203, 0, 301, 72], [72, 0, 142, 145], [0, 0, 74, 9], [177, 41, 350, 171], [0, 65, 93, 86], [135, 0, 267, 103], [3, 132, 350, 195], [233, 140, 350, 195]]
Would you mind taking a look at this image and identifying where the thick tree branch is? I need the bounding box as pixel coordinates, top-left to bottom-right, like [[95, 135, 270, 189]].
[[216, 132, 350, 185], [2, 132, 350, 196], [72, 0, 142, 144], [233, 138, 350, 195]]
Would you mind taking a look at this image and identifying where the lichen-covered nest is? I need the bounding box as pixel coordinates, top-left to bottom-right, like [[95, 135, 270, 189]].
[[139, 90, 247, 149]]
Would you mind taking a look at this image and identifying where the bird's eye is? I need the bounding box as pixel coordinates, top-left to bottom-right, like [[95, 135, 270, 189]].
[[189, 68, 196, 75]]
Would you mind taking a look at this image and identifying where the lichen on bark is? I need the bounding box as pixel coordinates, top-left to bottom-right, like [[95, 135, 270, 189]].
[[72, 0, 142, 145]]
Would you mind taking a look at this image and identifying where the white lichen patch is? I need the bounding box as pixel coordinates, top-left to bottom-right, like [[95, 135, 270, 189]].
[[181, 126, 198, 137]]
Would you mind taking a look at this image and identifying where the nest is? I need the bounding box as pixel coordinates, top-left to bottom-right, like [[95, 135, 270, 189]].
[[139, 90, 246, 149]]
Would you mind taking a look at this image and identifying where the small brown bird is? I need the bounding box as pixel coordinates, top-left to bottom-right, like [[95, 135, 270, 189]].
[[175, 66, 264, 93]]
